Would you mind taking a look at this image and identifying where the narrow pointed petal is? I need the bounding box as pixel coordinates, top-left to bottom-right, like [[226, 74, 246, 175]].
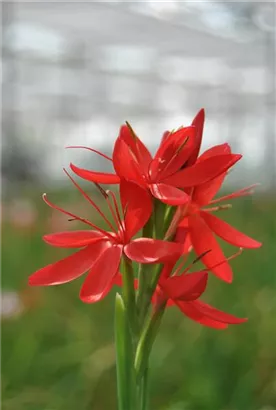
[[80, 245, 122, 303], [159, 262, 176, 281], [70, 163, 120, 184], [201, 211, 262, 248], [43, 230, 105, 248], [194, 300, 247, 324], [186, 108, 205, 166], [175, 220, 193, 254], [161, 271, 208, 301], [124, 238, 183, 264], [188, 215, 233, 282], [29, 241, 108, 286], [151, 288, 175, 307], [164, 154, 241, 188], [198, 143, 231, 161], [161, 130, 171, 144], [150, 183, 190, 205], [120, 180, 152, 239], [191, 143, 231, 204], [192, 173, 227, 206], [175, 301, 228, 329], [113, 137, 145, 185], [120, 124, 152, 174], [150, 126, 196, 180]]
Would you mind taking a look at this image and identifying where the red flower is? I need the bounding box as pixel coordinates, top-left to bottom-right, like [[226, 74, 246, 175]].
[[70, 110, 241, 206], [29, 174, 183, 303], [153, 261, 247, 329], [176, 144, 262, 283]]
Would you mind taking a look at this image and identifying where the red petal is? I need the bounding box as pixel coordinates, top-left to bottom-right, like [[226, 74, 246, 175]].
[[164, 154, 241, 188], [201, 211, 262, 249], [113, 137, 145, 185], [192, 173, 227, 206], [188, 215, 233, 283], [149, 183, 190, 205], [175, 301, 228, 329], [120, 180, 152, 239], [150, 126, 196, 180], [124, 238, 182, 264], [161, 130, 171, 143], [191, 143, 231, 204], [43, 230, 105, 248], [29, 241, 108, 286], [159, 263, 176, 281], [80, 245, 122, 303], [194, 300, 247, 324], [198, 143, 231, 161], [119, 124, 152, 175], [70, 163, 120, 184], [175, 222, 193, 254], [161, 271, 208, 301], [186, 108, 205, 166]]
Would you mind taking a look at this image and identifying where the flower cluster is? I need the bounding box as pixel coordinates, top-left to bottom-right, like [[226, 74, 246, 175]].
[[29, 109, 261, 330]]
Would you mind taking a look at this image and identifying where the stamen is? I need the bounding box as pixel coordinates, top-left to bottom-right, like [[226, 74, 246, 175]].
[[197, 248, 243, 273], [173, 253, 189, 277], [204, 204, 232, 212], [94, 182, 108, 199], [42, 194, 115, 240], [66, 146, 112, 162], [94, 183, 123, 233], [176, 250, 211, 276], [210, 184, 260, 205], [63, 169, 117, 234], [164, 203, 189, 240], [189, 250, 212, 267], [174, 248, 243, 278], [211, 248, 243, 269], [106, 190, 124, 232]]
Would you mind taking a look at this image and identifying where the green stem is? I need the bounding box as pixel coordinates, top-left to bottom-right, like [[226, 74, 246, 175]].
[[122, 256, 139, 338], [154, 200, 167, 239], [137, 214, 155, 323], [135, 302, 167, 380], [138, 367, 149, 410], [115, 294, 136, 410]]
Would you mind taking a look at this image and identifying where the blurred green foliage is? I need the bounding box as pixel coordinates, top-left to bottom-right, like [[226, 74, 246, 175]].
[[1, 188, 276, 410]]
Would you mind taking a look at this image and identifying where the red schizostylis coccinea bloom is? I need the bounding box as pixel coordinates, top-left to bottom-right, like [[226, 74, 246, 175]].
[[29, 174, 183, 303], [175, 143, 262, 283], [152, 254, 247, 329], [69, 110, 242, 206]]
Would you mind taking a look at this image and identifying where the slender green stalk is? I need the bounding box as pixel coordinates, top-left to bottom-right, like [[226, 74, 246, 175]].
[[122, 256, 139, 338], [116, 200, 176, 409], [154, 200, 167, 239], [137, 214, 155, 324], [138, 367, 149, 410], [135, 302, 167, 380], [115, 294, 136, 410]]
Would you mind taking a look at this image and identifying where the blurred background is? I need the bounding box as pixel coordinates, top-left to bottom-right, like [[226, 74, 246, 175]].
[[1, 1, 276, 409]]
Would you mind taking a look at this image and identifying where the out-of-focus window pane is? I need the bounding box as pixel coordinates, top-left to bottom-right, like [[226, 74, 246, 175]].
[[100, 45, 155, 73], [158, 56, 227, 86]]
